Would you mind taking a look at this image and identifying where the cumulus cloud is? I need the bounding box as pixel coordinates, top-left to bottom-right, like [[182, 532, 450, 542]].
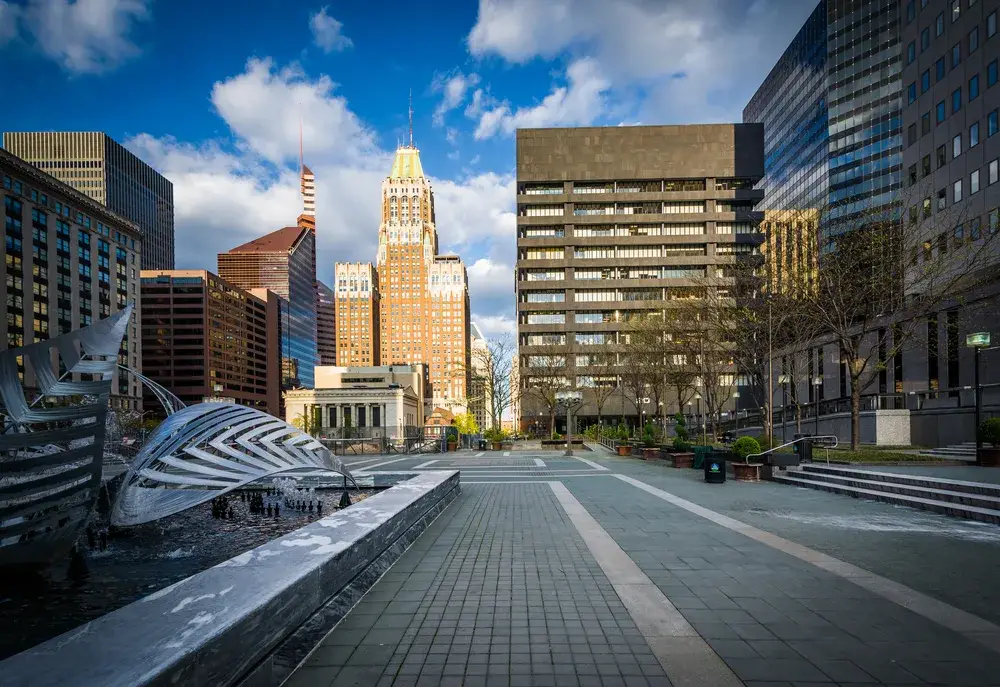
[[473, 314, 517, 337], [466, 0, 820, 125], [11, 0, 151, 74], [431, 71, 480, 126], [309, 6, 352, 53]]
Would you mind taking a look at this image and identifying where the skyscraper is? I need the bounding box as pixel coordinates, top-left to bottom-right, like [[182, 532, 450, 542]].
[[218, 225, 317, 388], [316, 280, 337, 365], [372, 142, 470, 412], [3, 132, 175, 270], [334, 262, 379, 366]]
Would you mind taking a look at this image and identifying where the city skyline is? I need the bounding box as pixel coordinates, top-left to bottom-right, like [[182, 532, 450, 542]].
[[0, 0, 822, 336]]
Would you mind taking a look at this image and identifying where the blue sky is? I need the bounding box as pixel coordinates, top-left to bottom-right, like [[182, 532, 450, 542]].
[[0, 0, 819, 335]]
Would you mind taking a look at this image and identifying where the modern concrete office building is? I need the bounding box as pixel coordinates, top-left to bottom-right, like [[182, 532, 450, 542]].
[[139, 270, 280, 415], [334, 262, 380, 367], [3, 132, 175, 270], [2, 148, 143, 409], [514, 124, 765, 431], [218, 225, 317, 389]]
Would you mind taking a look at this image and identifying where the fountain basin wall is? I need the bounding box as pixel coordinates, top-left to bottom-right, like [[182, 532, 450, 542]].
[[0, 470, 460, 687]]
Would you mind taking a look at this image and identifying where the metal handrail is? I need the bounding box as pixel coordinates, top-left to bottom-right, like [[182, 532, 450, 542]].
[[745, 435, 838, 462]]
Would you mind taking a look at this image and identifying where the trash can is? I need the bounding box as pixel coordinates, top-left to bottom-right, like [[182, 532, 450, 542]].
[[793, 433, 813, 462], [704, 452, 726, 483]]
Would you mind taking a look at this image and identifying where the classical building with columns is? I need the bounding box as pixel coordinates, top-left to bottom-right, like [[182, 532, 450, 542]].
[[283, 365, 424, 440]]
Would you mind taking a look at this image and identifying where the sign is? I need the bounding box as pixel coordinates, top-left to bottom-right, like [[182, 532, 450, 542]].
[[967, 332, 991, 347], [813, 435, 838, 448], [709, 462, 721, 473]]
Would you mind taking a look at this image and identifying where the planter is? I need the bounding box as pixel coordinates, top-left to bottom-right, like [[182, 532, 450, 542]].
[[616, 445, 632, 456], [978, 447, 1000, 467], [732, 462, 762, 482], [671, 452, 694, 469], [491, 442, 502, 451], [446, 442, 457, 452], [642, 447, 660, 461]]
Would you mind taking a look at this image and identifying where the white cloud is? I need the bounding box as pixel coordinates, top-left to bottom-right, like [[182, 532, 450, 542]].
[[15, 0, 150, 74], [430, 171, 515, 252], [473, 314, 516, 337], [472, 57, 608, 140], [431, 71, 480, 126], [466, 0, 821, 125], [309, 6, 352, 53]]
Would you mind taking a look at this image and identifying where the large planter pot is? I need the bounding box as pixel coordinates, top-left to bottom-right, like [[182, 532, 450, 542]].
[[642, 447, 660, 461], [978, 447, 1000, 467], [617, 445, 632, 456], [671, 452, 694, 469], [447, 442, 457, 452], [732, 462, 763, 482], [491, 442, 502, 451]]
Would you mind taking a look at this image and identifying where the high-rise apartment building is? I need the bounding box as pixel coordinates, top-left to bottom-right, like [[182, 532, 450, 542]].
[[218, 225, 317, 388], [515, 124, 765, 429], [139, 270, 280, 415], [2, 148, 143, 409], [317, 280, 337, 365], [334, 262, 380, 366], [3, 132, 175, 270], [372, 144, 470, 411]]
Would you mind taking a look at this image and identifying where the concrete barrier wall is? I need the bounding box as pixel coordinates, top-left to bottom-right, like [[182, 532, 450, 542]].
[[0, 471, 460, 687], [734, 409, 911, 446]]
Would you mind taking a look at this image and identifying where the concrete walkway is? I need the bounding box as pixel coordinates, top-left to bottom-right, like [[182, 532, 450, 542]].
[[289, 450, 1000, 686]]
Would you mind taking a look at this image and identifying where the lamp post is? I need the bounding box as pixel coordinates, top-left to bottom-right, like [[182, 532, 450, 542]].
[[694, 393, 704, 445], [767, 296, 774, 442], [732, 391, 740, 430], [777, 374, 790, 443], [556, 390, 584, 456], [812, 377, 823, 436], [966, 332, 992, 450]]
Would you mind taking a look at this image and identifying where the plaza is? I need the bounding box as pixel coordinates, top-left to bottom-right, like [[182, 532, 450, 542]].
[[285, 444, 1000, 686]]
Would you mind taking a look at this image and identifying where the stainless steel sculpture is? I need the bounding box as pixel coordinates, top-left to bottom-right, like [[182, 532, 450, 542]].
[[112, 403, 358, 526], [0, 307, 132, 567]]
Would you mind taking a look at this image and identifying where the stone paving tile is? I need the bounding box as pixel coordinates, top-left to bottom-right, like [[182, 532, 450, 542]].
[[289, 483, 675, 687], [563, 475, 1000, 686]]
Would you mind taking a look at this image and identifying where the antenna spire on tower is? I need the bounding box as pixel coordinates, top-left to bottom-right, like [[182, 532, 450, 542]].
[[299, 110, 304, 172], [408, 88, 413, 148]]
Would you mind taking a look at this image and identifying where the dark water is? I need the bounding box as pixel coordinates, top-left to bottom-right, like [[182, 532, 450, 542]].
[[0, 487, 379, 660]]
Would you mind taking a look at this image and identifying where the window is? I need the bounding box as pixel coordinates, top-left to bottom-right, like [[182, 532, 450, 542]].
[[970, 27, 979, 53], [937, 144, 947, 168], [908, 123, 918, 146], [523, 205, 563, 217], [989, 110, 998, 136], [971, 122, 980, 147], [936, 57, 946, 81], [937, 101, 946, 123], [970, 75, 980, 100], [952, 0, 960, 21], [907, 0, 915, 22], [908, 82, 917, 104], [971, 170, 980, 194], [952, 43, 961, 68], [920, 28, 930, 52], [989, 60, 998, 86], [937, 188, 947, 210], [525, 312, 564, 325], [922, 112, 932, 134], [954, 179, 963, 203], [989, 11, 996, 37], [954, 133, 962, 158], [907, 40, 916, 63], [937, 12, 945, 35], [922, 154, 931, 178], [908, 164, 918, 185], [990, 159, 998, 185], [921, 69, 931, 92], [952, 88, 962, 113]]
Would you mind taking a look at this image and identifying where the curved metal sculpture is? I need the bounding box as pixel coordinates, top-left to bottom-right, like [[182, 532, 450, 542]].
[[112, 403, 358, 526], [0, 307, 132, 567], [118, 364, 186, 416]]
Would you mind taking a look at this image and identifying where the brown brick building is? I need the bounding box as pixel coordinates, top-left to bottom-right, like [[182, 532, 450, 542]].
[[334, 262, 380, 366], [139, 270, 280, 415]]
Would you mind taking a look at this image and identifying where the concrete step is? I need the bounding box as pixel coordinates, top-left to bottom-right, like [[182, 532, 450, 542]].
[[773, 474, 1000, 524], [800, 464, 1000, 498], [787, 469, 1000, 510]]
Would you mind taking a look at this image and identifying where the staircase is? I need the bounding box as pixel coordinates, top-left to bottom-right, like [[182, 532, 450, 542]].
[[773, 463, 1000, 524], [917, 442, 978, 462]]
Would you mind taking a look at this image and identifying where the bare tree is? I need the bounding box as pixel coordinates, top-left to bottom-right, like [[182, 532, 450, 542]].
[[522, 346, 570, 439], [577, 341, 619, 429], [470, 334, 517, 431]]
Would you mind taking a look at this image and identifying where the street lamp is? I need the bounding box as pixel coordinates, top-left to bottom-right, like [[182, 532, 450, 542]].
[[694, 393, 704, 445], [732, 391, 740, 430], [777, 375, 790, 443], [812, 377, 823, 436], [966, 332, 993, 450], [555, 390, 584, 456]]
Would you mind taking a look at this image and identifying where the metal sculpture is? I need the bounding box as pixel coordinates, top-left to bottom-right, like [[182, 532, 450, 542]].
[[112, 403, 358, 526], [0, 306, 132, 567], [118, 364, 186, 416]]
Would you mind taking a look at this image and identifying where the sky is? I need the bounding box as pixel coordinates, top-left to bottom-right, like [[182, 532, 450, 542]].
[[0, 0, 820, 337]]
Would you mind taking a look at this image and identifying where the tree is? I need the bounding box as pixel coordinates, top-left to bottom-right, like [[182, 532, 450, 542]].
[[523, 345, 570, 439], [453, 411, 479, 436], [469, 334, 517, 431], [291, 405, 322, 437], [577, 340, 620, 429]]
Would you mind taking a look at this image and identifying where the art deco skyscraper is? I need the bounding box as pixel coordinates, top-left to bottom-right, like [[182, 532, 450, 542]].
[[374, 141, 470, 412]]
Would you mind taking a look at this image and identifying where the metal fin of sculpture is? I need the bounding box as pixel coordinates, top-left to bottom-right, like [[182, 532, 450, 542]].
[[0, 306, 132, 567], [118, 364, 186, 416], [112, 403, 358, 526]]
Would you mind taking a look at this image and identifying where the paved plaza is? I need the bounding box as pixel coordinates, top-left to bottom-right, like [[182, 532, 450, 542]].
[[286, 447, 1000, 686]]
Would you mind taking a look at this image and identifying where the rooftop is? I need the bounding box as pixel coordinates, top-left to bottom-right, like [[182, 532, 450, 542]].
[[227, 226, 307, 254]]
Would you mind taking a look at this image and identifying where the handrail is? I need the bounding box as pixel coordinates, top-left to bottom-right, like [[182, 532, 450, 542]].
[[746, 435, 838, 461]]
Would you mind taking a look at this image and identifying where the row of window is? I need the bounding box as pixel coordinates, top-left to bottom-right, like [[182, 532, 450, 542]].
[[906, 4, 995, 65], [520, 178, 754, 195], [907, 63, 998, 145]]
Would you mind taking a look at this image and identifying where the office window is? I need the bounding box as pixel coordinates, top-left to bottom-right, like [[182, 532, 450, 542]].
[[970, 27, 979, 53], [908, 164, 918, 185], [990, 159, 998, 185], [952, 88, 962, 113], [921, 69, 930, 92], [908, 83, 916, 104], [922, 154, 931, 177], [937, 101, 946, 123], [952, 43, 961, 68], [989, 110, 998, 136], [936, 57, 946, 81], [970, 75, 980, 102], [954, 179, 963, 203], [937, 188, 946, 210], [989, 11, 996, 37], [907, 41, 916, 63], [954, 133, 962, 158], [971, 170, 980, 194], [989, 60, 998, 86], [952, 0, 960, 21], [908, 123, 918, 146], [937, 12, 945, 35], [971, 122, 980, 147], [922, 111, 932, 134]]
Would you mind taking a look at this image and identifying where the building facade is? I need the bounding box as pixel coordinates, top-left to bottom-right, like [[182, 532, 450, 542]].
[[139, 270, 280, 415], [469, 322, 491, 431], [371, 144, 470, 413], [218, 225, 317, 389], [334, 262, 380, 366], [316, 280, 337, 365], [2, 148, 143, 409], [515, 124, 765, 430], [3, 132, 175, 270]]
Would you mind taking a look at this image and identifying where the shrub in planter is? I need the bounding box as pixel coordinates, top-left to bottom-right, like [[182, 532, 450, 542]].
[[979, 418, 1000, 466], [672, 435, 691, 452], [732, 436, 762, 462], [731, 436, 763, 481]]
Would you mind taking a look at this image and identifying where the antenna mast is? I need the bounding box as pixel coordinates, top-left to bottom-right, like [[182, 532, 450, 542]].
[[299, 111, 304, 172], [408, 88, 413, 148]]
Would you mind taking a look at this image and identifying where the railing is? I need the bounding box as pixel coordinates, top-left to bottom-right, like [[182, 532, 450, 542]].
[[718, 393, 907, 433], [745, 435, 838, 463]]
